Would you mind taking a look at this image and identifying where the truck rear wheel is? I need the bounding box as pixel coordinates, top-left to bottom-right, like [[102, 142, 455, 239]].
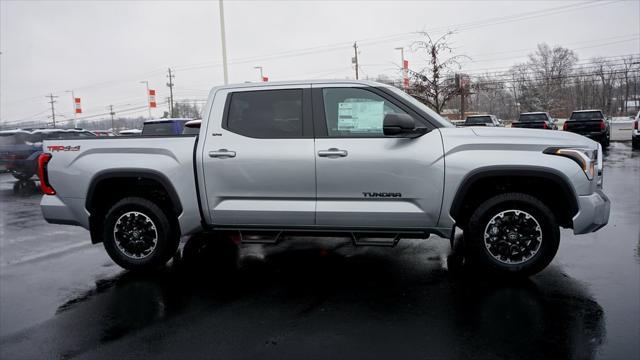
[[102, 197, 180, 271], [465, 192, 560, 277]]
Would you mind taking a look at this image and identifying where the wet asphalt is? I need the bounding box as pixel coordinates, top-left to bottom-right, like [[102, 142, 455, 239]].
[[0, 142, 638, 360]]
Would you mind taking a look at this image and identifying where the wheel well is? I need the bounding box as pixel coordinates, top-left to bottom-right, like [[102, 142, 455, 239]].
[[87, 175, 181, 244], [451, 174, 578, 230]]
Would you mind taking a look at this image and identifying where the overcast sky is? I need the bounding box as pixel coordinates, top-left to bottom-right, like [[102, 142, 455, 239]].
[[1, 0, 639, 126]]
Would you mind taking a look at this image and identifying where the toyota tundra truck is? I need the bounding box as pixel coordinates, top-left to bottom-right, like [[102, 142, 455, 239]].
[[38, 80, 610, 276]]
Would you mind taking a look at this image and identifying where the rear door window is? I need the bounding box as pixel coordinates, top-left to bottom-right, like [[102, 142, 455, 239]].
[[465, 116, 492, 125], [569, 111, 604, 121], [225, 89, 303, 138], [518, 113, 548, 122], [143, 122, 178, 136]]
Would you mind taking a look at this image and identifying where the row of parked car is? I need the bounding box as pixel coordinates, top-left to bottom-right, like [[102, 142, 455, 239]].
[[462, 109, 633, 148]]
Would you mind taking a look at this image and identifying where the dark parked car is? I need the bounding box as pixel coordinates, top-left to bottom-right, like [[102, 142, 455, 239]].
[[564, 110, 610, 147], [462, 114, 503, 127], [142, 118, 192, 136], [512, 112, 557, 130], [0, 130, 41, 180], [0, 128, 95, 180]]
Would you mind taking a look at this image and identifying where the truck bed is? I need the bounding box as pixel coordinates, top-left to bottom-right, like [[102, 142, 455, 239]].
[[41, 136, 202, 234]]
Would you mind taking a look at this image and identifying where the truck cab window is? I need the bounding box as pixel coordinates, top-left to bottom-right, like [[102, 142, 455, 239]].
[[226, 89, 303, 138], [322, 88, 407, 137]]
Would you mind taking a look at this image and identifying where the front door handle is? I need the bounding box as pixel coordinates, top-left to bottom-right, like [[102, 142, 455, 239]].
[[318, 148, 348, 158], [209, 149, 236, 158]]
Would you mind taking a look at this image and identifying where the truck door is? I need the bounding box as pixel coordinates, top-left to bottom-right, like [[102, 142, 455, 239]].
[[200, 85, 316, 226], [312, 85, 445, 229]]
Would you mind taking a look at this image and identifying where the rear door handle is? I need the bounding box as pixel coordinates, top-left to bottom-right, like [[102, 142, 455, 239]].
[[209, 149, 236, 158], [318, 148, 348, 158]]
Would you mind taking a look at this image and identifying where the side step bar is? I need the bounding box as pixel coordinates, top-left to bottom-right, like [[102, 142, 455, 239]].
[[235, 230, 427, 247], [350, 233, 401, 247], [239, 230, 283, 245]]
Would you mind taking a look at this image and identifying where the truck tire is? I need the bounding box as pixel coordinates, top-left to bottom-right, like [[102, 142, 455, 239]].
[[102, 197, 180, 271], [465, 192, 560, 277]]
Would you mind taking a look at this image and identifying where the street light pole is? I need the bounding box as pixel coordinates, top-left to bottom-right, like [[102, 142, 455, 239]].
[[254, 66, 263, 81], [219, 0, 229, 85], [395, 47, 407, 90], [140, 81, 152, 119]]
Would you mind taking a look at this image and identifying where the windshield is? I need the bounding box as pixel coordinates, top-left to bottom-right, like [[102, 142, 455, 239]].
[[465, 116, 492, 125], [384, 86, 453, 127], [518, 113, 548, 122], [570, 111, 603, 121]]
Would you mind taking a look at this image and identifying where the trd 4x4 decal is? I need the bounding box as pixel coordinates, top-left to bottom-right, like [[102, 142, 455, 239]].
[[47, 145, 81, 152]]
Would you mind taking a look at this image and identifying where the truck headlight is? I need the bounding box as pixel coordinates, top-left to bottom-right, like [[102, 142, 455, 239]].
[[544, 147, 597, 180]]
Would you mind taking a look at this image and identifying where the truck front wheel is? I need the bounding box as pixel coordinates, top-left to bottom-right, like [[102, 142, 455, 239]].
[[465, 192, 560, 277], [102, 197, 180, 271]]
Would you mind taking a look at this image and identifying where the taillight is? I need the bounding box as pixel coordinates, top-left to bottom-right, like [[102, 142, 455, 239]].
[[37, 153, 56, 195], [634, 120, 638, 130], [563, 122, 569, 131], [600, 120, 606, 130], [543, 122, 548, 129]]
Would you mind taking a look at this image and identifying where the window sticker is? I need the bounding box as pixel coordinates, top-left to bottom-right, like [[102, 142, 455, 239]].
[[337, 101, 384, 132]]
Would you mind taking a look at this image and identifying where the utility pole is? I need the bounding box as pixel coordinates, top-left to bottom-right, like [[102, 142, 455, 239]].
[[352, 42, 359, 80], [140, 81, 152, 119], [46, 93, 58, 128], [456, 74, 466, 120], [167, 68, 175, 117], [219, 0, 229, 84], [108, 105, 115, 131]]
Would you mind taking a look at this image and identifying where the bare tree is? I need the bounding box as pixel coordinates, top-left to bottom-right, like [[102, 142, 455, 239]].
[[526, 44, 578, 112], [621, 56, 637, 114], [407, 31, 468, 114], [592, 57, 617, 113]]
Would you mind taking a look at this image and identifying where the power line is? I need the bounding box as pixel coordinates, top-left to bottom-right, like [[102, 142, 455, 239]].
[[1, 0, 627, 111]]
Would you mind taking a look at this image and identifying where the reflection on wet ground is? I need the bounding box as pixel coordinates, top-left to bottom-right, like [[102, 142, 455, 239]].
[[2, 235, 606, 360]]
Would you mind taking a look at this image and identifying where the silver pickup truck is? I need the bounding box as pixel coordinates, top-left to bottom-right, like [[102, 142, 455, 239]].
[[38, 80, 610, 276]]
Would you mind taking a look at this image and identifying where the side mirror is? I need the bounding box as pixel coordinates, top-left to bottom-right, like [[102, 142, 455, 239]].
[[383, 113, 425, 137]]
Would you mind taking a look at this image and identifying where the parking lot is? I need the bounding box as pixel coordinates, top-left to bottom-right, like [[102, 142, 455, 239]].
[[0, 142, 637, 359]]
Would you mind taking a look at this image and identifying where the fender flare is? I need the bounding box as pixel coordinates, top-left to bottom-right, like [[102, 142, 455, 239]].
[[449, 165, 579, 220], [85, 169, 183, 214]]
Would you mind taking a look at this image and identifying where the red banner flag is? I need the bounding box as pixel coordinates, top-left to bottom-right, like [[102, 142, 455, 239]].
[[74, 98, 82, 114], [148, 89, 157, 108]]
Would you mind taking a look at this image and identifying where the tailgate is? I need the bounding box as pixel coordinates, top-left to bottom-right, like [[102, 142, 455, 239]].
[[565, 120, 603, 133], [512, 121, 545, 129]]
